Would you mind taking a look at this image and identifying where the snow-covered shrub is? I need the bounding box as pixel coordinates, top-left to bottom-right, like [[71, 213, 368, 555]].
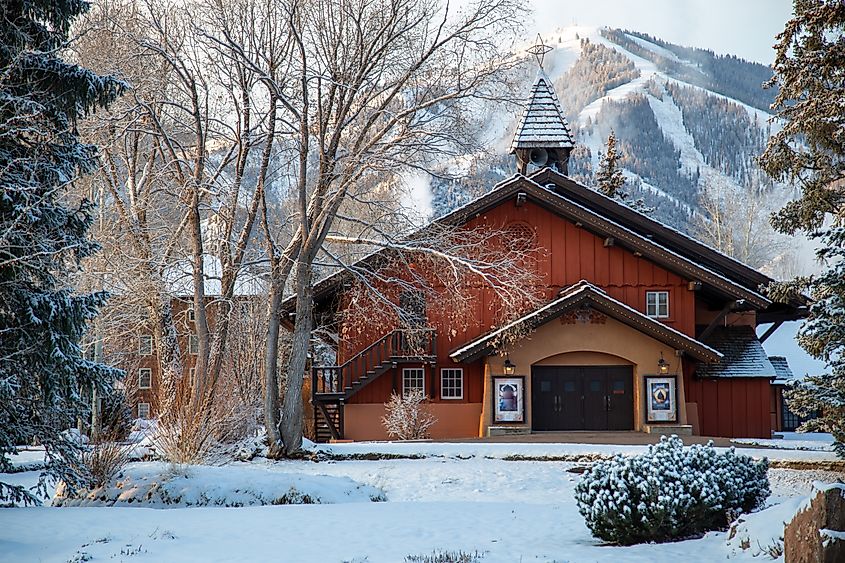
[[381, 390, 437, 440], [574, 435, 770, 545]]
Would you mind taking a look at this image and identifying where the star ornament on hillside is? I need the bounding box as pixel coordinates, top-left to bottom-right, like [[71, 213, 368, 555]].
[[527, 34, 554, 69]]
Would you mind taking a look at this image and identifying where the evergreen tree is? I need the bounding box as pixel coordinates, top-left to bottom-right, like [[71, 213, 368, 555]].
[[596, 131, 626, 198], [0, 0, 125, 503], [594, 130, 653, 214], [760, 0, 845, 456]]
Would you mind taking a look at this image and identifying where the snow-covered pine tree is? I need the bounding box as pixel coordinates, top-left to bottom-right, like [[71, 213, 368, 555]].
[[760, 0, 845, 456], [595, 131, 625, 199], [0, 0, 125, 503], [594, 131, 653, 213]]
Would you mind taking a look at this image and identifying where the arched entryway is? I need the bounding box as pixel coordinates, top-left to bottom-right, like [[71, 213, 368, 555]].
[[531, 365, 634, 431]]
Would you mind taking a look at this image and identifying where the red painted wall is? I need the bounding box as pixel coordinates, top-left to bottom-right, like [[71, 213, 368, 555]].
[[683, 363, 772, 438], [343, 198, 695, 405]]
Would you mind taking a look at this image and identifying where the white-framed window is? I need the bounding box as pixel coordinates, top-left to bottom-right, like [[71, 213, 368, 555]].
[[138, 368, 152, 389], [137, 402, 151, 419], [440, 368, 464, 400], [402, 367, 425, 396], [189, 334, 199, 355], [138, 335, 153, 356], [646, 291, 670, 318], [189, 367, 196, 385], [187, 308, 196, 322]]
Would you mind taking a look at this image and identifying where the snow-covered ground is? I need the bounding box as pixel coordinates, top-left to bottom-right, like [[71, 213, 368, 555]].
[[2, 439, 842, 562]]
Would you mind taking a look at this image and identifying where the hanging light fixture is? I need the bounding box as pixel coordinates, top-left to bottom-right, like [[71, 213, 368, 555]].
[[658, 352, 669, 374], [503, 355, 516, 375]]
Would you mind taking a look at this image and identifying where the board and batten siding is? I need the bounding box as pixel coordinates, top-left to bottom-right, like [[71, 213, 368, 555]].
[[342, 198, 696, 405]]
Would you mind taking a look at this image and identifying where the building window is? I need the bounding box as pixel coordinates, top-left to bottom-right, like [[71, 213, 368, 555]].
[[646, 291, 669, 318], [138, 335, 153, 356], [189, 367, 196, 385], [137, 402, 151, 419], [138, 368, 152, 389], [441, 368, 463, 400], [189, 334, 199, 355], [187, 308, 195, 322], [402, 368, 425, 396]]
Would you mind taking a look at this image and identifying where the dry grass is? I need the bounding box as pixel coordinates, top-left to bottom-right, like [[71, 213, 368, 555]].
[[79, 433, 131, 488]]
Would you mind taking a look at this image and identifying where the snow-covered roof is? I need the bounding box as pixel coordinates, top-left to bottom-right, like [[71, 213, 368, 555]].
[[769, 355, 796, 385], [510, 70, 575, 152], [696, 326, 776, 378], [449, 280, 722, 363]]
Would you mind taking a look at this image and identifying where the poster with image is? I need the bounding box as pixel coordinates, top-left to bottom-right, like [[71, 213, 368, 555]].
[[645, 376, 677, 423], [493, 376, 524, 423]]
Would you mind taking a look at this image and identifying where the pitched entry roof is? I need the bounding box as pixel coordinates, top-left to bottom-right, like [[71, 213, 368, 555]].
[[449, 280, 723, 363]]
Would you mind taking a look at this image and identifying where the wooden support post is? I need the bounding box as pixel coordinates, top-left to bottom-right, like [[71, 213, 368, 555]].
[[698, 301, 737, 342], [759, 320, 785, 343]]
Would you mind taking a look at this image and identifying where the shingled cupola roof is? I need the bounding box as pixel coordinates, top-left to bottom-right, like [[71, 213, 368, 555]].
[[510, 70, 575, 153]]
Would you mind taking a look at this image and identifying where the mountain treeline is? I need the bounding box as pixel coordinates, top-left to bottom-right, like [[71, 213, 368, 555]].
[[600, 28, 776, 112], [586, 93, 699, 208], [665, 82, 773, 188], [555, 38, 640, 120]]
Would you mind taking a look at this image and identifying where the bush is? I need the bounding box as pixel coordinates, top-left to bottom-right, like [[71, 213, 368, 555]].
[[381, 390, 437, 440], [79, 435, 130, 488], [574, 435, 770, 545]]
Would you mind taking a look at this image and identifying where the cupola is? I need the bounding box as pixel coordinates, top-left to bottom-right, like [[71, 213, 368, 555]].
[[511, 37, 575, 175]]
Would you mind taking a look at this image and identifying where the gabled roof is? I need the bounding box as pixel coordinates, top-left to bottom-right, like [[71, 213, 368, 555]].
[[449, 281, 723, 363], [695, 326, 776, 378], [287, 174, 777, 315], [529, 168, 779, 298], [511, 70, 574, 152], [769, 355, 796, 384]]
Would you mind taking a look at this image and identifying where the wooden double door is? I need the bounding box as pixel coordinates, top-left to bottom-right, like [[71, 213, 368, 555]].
[[532, 366, 634, 431]]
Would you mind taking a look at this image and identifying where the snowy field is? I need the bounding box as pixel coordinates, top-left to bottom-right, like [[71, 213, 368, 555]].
[[1, 441, 843, 563]]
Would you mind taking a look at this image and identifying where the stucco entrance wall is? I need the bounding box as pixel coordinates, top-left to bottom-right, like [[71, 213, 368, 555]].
[[345, 403, 483, 441], [480, 315, 688, 434]]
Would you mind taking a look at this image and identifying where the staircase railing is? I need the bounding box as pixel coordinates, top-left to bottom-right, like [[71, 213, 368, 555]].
[[312, 328, 436, 397]]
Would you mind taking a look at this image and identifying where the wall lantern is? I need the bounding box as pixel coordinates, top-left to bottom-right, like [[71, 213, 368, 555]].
[[658, 352, 669, 374], [503, 355, 516, 375]]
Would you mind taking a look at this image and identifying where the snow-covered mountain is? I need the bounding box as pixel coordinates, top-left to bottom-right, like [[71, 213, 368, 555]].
[[429, 26, 791, 248]]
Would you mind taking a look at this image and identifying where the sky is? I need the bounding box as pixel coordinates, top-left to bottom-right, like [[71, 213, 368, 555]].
[[521, 0, 793, 65]]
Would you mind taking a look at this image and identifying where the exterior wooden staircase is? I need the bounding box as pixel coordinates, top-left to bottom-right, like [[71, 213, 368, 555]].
[[312, 328, 436, 442]]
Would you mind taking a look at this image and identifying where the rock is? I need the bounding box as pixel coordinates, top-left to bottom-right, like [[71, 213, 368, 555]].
[[784, 483, 845, 563]]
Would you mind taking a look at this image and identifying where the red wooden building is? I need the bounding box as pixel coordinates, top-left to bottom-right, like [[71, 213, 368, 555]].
[[294, 71, 806, 442]]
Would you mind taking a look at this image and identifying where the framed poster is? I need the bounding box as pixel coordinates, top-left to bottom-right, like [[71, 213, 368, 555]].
[[645, 375, 677, 423], [493, 376, 524, 423]]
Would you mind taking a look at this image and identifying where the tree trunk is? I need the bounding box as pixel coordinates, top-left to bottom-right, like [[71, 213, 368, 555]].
[[279, 259, 313, 455], [264, 277, 285, 458]]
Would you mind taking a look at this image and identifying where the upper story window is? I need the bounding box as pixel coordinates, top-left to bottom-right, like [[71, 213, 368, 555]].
[[187, 308, 196, 322], [646, 291, 670, 318], [402, 367, 425, 396], [139, 335, 153, 356], [138, 368, 152, 389], [189, 334, 199, 355], [441, 368, 463, 400], [137, 402, 151, 419]]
